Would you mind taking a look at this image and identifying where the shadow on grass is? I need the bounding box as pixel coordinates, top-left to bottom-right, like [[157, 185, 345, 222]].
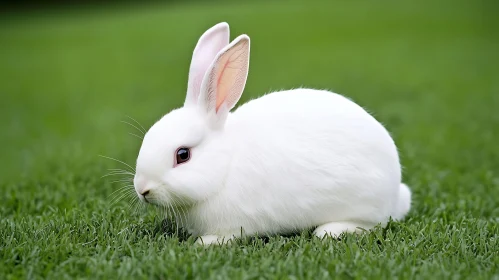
[[151, 216, 405, 247]]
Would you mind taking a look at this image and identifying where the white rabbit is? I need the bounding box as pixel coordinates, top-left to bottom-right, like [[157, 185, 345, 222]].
[[133, 22, 411, 245]]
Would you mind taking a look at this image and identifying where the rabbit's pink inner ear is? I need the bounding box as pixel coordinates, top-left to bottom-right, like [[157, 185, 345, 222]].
[[213, 37, 250, 112], [185, 23, 229, 107]]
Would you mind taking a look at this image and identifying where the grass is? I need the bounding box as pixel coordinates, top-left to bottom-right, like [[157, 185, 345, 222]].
[[1, 0, 498, 278]]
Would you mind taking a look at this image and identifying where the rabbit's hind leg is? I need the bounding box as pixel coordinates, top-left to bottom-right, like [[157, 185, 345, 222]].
[[313, 221, 374, 238]]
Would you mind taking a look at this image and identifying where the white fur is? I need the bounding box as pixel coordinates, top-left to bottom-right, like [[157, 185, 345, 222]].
[[134, 22, 411, 245]]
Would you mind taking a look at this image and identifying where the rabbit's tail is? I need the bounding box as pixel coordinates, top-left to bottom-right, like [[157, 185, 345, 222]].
[[393, 183, 411, 220]]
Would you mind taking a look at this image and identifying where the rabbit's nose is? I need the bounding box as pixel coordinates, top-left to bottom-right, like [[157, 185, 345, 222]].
[[137, 184, 152, 199], [140, 190, 150, 202], [134, 175, 155, 200]]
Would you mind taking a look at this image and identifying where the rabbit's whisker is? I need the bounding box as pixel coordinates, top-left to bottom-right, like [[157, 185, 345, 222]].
[[121, 120, 146, 136], [125, 115, 147, 135], [99, 155, 136, 173], [129, 133, 143, 140]]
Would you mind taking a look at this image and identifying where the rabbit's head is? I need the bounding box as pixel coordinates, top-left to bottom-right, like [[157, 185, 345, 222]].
[[133, 23, 250, 207]]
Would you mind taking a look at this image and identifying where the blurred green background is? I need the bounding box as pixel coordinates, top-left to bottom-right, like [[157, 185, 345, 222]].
[[1, 0, 498, 278], [1, 0, 498, 182]]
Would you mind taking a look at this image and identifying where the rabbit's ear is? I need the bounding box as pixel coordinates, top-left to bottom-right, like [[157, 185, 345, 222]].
[[199, 35, 250, 128], [185, 22, 230, 107]]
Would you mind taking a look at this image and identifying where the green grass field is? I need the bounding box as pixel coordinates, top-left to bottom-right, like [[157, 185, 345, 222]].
[[1, 0, 498, 278]]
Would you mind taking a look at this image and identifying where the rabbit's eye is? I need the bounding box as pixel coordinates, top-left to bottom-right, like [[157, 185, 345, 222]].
[[175, 147, 191, 165]]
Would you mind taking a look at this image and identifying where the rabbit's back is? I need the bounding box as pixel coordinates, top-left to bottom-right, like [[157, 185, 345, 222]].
[[195, 89, 402, 236]]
